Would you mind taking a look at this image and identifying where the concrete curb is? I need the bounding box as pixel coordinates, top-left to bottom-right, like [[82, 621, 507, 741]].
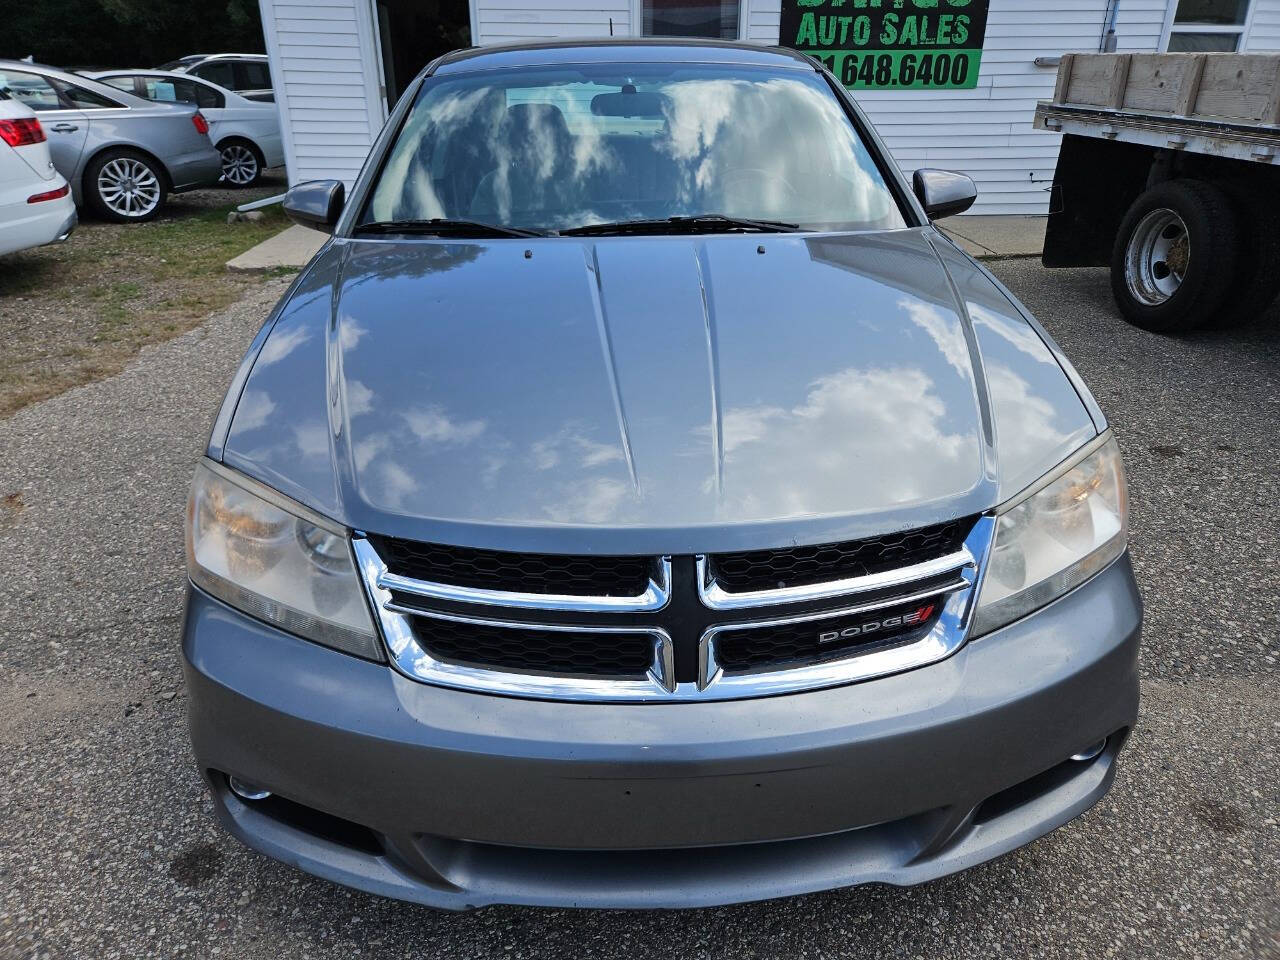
[[227, 224, 326, 272]]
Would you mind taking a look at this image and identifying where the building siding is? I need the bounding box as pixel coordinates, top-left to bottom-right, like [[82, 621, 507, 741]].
[[475, 0, 631, 44], [1246, 0, 1280, 50], [258, 0, 383, 186]]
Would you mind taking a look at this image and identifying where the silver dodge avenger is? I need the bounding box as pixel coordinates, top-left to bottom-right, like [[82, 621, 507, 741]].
[[183, 39, 1140, 910]]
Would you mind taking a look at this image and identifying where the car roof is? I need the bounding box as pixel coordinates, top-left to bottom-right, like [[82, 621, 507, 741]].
[[431, 38, 817, 76], [0, 59, 155, 105], [192, 53, 268, 61], [88, 68, 246, 95]]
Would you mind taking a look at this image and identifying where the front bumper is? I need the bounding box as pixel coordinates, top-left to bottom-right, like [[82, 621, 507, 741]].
[[182, 553, 1142, 910]]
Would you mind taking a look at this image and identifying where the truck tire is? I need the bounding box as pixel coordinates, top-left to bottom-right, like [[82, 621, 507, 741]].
[[1215, 182, 1280, 327], [1110, 179, 1238, 333]]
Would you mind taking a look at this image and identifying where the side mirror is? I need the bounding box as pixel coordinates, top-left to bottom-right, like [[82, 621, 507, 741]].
[[283, 180, 345, 233], [912, 169, 977, 221]]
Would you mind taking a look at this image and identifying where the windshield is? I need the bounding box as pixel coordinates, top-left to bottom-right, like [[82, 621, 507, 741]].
[[361, 62, 908, 234]]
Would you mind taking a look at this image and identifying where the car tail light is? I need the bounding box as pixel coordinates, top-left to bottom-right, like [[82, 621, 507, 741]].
[[28, 184, 70, 204], [192, 112, 210, 135], [0, 117, 46, 147]]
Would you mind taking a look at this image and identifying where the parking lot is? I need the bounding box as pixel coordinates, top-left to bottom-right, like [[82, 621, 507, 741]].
[[0, 257, 1277, 959]]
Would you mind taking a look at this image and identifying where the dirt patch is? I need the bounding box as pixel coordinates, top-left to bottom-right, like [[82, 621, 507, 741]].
[[0, 172, 294, 418], [1190, 797, 1248, 837]]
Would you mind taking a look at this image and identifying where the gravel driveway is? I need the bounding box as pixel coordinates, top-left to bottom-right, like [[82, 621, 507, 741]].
[[0, 260, 1276, 960]]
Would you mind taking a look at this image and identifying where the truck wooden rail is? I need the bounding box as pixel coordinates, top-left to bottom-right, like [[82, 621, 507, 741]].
[[1034, 52, 1280, 333]]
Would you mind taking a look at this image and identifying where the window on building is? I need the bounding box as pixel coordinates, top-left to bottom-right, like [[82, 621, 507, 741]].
[[1167, 0, 1251, 51], [642, 0, 740, 39]]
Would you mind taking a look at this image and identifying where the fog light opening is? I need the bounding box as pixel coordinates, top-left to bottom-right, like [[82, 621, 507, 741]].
[[228, 775, 273, 801], [1070, 739, 1107, 762]]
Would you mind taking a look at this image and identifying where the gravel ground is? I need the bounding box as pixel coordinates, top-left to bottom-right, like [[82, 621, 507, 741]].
[[0, 170, 288, 417], [0, 259, 1277, 960]]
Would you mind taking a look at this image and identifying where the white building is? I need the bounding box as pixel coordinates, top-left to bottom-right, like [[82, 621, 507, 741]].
[[257, 0, 1280, 213]]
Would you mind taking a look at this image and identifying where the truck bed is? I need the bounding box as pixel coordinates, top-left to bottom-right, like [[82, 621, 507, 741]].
[[1034, 53, 1280, 165]]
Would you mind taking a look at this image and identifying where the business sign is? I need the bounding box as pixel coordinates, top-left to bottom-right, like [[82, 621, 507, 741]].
[[780, 0, 990, 91]]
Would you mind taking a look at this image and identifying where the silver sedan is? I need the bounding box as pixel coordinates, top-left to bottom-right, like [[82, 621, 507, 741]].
[[0, 60, 222, 222]]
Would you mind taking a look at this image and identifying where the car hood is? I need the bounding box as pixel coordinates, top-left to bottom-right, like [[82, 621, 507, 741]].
[[218, 228, 1100, 554]]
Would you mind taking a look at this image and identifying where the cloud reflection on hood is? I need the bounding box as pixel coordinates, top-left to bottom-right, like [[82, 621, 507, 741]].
[[716, 365, 978, 519]]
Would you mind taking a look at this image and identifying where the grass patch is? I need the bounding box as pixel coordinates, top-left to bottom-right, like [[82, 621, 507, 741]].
[[0, 187, 295, 418]]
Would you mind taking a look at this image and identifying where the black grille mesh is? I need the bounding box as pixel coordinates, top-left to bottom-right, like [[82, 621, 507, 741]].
[[714, 600, 943, 672], [370, 535, 657, 597], [706, 518, 973, 593], [411, 616, 654, 677]]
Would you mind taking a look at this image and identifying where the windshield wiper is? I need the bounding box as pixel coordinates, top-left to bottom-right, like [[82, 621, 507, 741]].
[[560, 214, 800, 237], [354, 218, 549, 239]]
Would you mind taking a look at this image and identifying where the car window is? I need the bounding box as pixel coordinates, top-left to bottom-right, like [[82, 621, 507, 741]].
[[139, 76, 222, 108], [364, 62, 908, 234], [194, 62, 235, 89], [0, 70, 63, 111], [193, 82, 224, 109], [100, 75, 138, 94], [235, 62, 271, 90], [60, 82, 124, 109]]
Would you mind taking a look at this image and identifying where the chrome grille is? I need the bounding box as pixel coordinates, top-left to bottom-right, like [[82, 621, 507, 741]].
[[705, 518, 972, 593], [711, 595, 944, 672], [369, 534, 661, 598], [353, 515, 994, 703], [406, 611, 657, 677]]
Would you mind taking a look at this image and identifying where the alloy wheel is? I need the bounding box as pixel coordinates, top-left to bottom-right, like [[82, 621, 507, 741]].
[[96, 157, 161, 218], [221, 144, 259, 186]]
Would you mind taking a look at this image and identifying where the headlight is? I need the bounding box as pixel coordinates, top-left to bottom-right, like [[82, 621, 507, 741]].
[[185, 459, 382, 660], [972, 435, 1128, 636]]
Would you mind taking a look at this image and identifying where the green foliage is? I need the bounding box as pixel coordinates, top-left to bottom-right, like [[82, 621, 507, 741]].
[[0, 0, 265, 69]]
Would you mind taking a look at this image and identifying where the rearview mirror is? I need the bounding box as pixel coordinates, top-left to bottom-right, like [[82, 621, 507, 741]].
[[591, 91, 671, 118], [283, 179, 345, 233], [912, 169, 977, 221]]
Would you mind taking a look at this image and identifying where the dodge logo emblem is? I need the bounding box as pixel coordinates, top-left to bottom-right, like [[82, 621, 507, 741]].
[[818, 603, 936, 643]]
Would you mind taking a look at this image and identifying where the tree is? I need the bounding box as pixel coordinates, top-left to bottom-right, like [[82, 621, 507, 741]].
[[0, 0, 265, 68]]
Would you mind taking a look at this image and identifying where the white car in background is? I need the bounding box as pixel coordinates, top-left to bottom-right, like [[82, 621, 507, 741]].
[[158, 54, 274, 102], [0, 92, 76, 257], [88, 70, 283, 187]]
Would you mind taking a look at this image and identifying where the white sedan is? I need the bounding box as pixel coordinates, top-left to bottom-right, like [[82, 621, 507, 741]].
[[88, 70, 284, 187], [0, 92, 76, 257]]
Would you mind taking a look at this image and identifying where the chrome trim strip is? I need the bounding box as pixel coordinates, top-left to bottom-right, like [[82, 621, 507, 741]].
[[376, 556, 671, 613], [354, 538, 676, 701], [696, 548, 973, 611]]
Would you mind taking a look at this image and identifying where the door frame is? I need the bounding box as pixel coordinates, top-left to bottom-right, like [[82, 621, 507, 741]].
[[365, 0, 480, 118]]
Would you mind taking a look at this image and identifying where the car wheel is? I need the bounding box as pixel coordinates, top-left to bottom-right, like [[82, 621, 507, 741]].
[[219, 139, 263, 187], [1214, 182, 1280, 328], [1109, 179, 1239, 333], [85, 149, 167, 223]]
